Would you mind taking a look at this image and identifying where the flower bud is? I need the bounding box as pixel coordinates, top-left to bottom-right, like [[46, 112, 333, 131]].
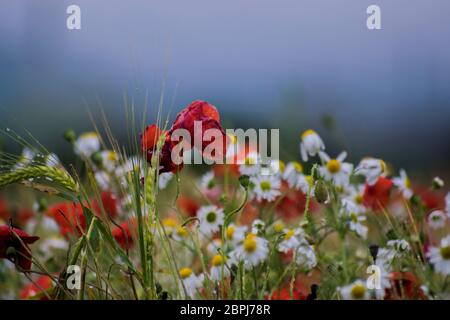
[[91, 151, 103, 167], [314, 180, 329, 203], [432, 177, 444, 190], [63, 129, 76, 144], [239, 175, 250, 190]]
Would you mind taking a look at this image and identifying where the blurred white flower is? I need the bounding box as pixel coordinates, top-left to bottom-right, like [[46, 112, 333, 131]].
[[355, 157, 386, 186], [393, 169, 413, 199], [300, 129, 325, 162], [197, 205, 224, 237], [427, 235, 450, 276], [74, 132, 100, 158]]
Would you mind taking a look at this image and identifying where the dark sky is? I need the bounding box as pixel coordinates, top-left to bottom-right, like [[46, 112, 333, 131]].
[[0, 0, 449, 173]]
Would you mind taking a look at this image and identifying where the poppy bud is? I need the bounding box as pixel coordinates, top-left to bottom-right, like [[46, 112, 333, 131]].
[[91, 151, 103, 167], [63, 129, 76, 143], [314, 180, 329, 203], [239, 175, 250, 190]]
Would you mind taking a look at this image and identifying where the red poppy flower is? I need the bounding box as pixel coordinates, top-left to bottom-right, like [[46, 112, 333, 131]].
[[169, 100, 228, 160], [92, 191, 118, 218], [176, 195, 200, 217], [141, 124, 183, 173], [20, 275, 53, 300], [266, 286, 306, 300], [414, 186, 445, 211], [276, 189, 318, 221], [363, 177, 393, 211], [0, 225, 39, 271], [112, 219, 135, 250], [46, 202, 86, 237], [384, 272, 427, 300]]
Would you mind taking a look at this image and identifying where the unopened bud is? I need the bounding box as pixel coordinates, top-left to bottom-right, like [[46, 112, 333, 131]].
[[63, 129, 76, 144], [314, 180, 329, 203], [239, 175, 250, 190], [432, 177, 444, 190], [91, 151, 103, 167]]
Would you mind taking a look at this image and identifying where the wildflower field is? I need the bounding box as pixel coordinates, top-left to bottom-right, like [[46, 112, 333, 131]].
[[0, 100, 449, 300]]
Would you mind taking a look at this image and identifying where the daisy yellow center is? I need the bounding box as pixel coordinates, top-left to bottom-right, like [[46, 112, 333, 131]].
[[354, 194, 363, 204], [81, 132, 98, 140], [279, 160, 286, 173], [245, 157, 256, 166], [260, 181, 271, 192], [379, 160, 386, 173], [212, 254, 226, 267], [350, 213, 358, 223], [107, 151, 117, 162], [206, 211, 217, 223], [350, 284, 366, 299], [226, 226, 235, 240], [274, 221, 285, 233], [163, 218, 177, 228], [440, 246, 450, 260], [293, 162, 303, 173], [301, 129, 316, 141], [243, 235, 257, 253], [405, 177, 412, 189], [179, 267, 192, 279], [284, 229, 295, 241], [176, 226, 188, 237], [327, 159, 341, 173]]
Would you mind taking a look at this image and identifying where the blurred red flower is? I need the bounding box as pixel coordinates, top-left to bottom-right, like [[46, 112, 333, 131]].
[[176, 195, 200, 217], [363, 177, 393, 211], [385, 272, 427, 300], [266, 286, 306, 300], [0, 225, 39, 271], [112, 219, 135, 250], [276, 189, 317, 221], [46, 202, 86, 237], [92, 191, 118, 219], [20, 275, 53, 300], [141, 124, 183, 173]]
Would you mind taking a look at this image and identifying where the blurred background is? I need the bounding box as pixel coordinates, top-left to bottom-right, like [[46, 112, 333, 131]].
[[1, 0, 449, 178]]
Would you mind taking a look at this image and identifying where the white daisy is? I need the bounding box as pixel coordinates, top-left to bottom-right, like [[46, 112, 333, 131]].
[[427, 235, 450, 276], [393, 169, 413, 199], [225, 224, 247, 246], [97, 150, 118, 172], [339, 280, 370, 300], [200, 170, 215, 190], [206, 239, 223, 255], [319, 151, 353, 187], [295, 245, 317, 270], [233, 233, 269, 269], [94, 171, 111, 191], [239, 152, 260, 176], [282, 161, 309, 192], [179, 268, 204, 298], [340, 200, 368, 239], [158, 172, 174, 190], [251, 175, 281, 202], [251, 219, 266, 235], [428, 210, 447, 230], [277, 228, 307, 253], [259, 159, 283, 177], [74, 132, 101, 158], [209, 255, 230, 281], [355, 157, 386, 186], [197, 205, 224, 237], [342, 185, 366, 213], [299, 129, 325, 162]]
